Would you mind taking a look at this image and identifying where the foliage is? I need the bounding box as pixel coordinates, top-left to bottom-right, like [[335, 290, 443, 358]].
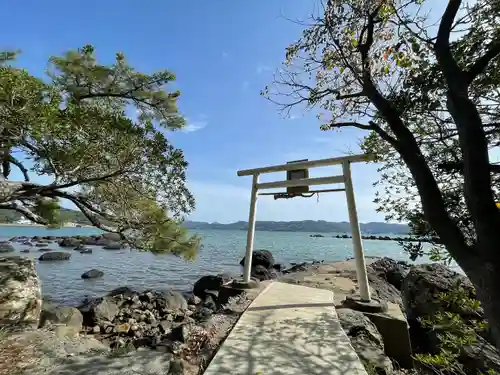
[[414, 285, 491, 374], [0, 45, 199, 257]]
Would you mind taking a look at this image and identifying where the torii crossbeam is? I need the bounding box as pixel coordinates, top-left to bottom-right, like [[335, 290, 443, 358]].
[[237, 153, 375, 302]]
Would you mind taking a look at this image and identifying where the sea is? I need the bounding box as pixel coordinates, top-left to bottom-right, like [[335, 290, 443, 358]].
[[1, 226, 439, 306]]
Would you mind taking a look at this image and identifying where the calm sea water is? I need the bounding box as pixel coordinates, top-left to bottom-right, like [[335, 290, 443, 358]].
[[1, 226, 434, 306]]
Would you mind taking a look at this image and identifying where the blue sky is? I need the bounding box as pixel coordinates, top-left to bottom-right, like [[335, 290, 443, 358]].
[[1, 0, 396, 223]]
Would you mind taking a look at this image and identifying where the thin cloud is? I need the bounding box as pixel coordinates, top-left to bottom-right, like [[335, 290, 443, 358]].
[[182, 120, 208, 133], [241, 81, 250, 90], [222, 51, 229, 59]]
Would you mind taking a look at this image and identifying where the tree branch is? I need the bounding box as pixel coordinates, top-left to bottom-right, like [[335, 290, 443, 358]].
[[0, 202, 48, 225], [8, 155, 29, 182], [435, 0, 463, 77], [467, 39, 500, 83]]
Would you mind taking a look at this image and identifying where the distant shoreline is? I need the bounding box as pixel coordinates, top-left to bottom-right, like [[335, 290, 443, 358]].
[[0, 223, 93, 228]]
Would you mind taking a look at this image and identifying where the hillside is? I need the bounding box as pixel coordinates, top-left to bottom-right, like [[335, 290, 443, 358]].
[[0, 208, 90, 225], [183, 220, 410, 234], [0, 208, 409, 234]]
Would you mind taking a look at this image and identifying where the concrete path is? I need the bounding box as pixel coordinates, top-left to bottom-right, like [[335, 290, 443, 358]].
[[204, 281, 368, 375]]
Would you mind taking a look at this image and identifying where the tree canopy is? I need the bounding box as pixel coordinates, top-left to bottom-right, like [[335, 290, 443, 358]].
[[265, 0, 500, 348], [0, 45, 199, 258]]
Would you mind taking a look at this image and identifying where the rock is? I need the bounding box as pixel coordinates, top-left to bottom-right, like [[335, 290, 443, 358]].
[[107, 286, 137, 298], [0, 256, 42, 328], [20, 249, 30, 253], [203, 295, 217, 311], [39, 306, 83, 337], [101, 232, 123, 242], [81, 269, 104, 279], [193, 275, 224, 299], [0, 241, 15, 253], [38, 251, 71, 261], [367, 273, 403, 308], [337, 308, 393, 374], [168, 359, 185, 375], [155, 290, 188, 311], [460, 335, 500, 374], [114, 322, 131, 333], [103, 241, 122, 250], [160, 320, 173, 333], [369, 257, 409, 291], [79, 248, 92, 254], [58, 237, 81, 247], [184, 293, 201, 305], [34, 243, 49, 248], [251, 264, 278, 281], [79, 297, 120, 326], [402, 263, 477, 322], [239, 249, 274, 269], [169, 322, 193, 343]]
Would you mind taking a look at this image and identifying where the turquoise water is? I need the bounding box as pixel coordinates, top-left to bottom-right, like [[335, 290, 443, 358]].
[[1, 226, 428, 306]]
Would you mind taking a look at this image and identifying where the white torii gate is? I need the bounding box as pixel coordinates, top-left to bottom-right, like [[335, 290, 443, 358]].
[[237, 153, 374, 302]]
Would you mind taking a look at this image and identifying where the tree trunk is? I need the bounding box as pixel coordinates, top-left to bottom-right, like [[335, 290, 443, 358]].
[[461, 257, 500, 352]]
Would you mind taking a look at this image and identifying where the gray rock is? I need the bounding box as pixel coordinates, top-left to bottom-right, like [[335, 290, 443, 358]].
[[239, 249, 274, 269], [460, 335, 500, 373], [0, 241, 15, 253], [0, 256, 42, 328], [79, 297, 120, 326], [168, 359, 185, 375], [101, 232, 123, 242], [369, 257, 409, 291], [156, 290, 188, 311], [38, 251, 71, 261], [81, 269, 104, 279], [79, 248, 92, 254], [58, 237, 81, 247], [103, 241, 122, 250], [337, 308, 393, 375], [20, 249, 30, 253], [39, 306, 83, 337], [193, 275, 224, 299], [402, 263, 477, 321]]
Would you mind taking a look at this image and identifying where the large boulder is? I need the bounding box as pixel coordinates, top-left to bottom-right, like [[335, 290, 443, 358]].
[[0, 241, 15, 253], [402, 263, 477, 321], [239, 249, 274, 269], [368, 257, 410, 291], [193, 275, 224, 299], [58, 237, 81, 248], [337, 308, 393, 374], [0, 257, 42, 328], [38, 252, 71, 261], [78, 297, 120, 326], [39, 306, 83, 337]]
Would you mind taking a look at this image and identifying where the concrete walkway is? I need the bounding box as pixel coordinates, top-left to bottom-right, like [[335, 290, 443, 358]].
[[204, 281, 368, 375]]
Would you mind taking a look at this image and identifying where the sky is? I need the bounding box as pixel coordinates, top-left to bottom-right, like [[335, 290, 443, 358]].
[[0, 0, 426, 224]]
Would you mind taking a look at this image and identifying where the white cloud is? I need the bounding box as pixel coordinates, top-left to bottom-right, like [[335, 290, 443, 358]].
[[181, 120, 208, 133]]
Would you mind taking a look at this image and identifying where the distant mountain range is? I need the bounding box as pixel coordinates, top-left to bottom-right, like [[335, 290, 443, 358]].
[[184, 220, 410, 234], [0, 208, 409, 235]]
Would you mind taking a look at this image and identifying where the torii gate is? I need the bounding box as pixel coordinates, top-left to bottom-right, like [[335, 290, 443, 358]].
[[237, 153, 374, 302]]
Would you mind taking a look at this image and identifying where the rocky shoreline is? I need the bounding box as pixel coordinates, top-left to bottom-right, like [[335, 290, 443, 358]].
[[2, 245, 500, 375]]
